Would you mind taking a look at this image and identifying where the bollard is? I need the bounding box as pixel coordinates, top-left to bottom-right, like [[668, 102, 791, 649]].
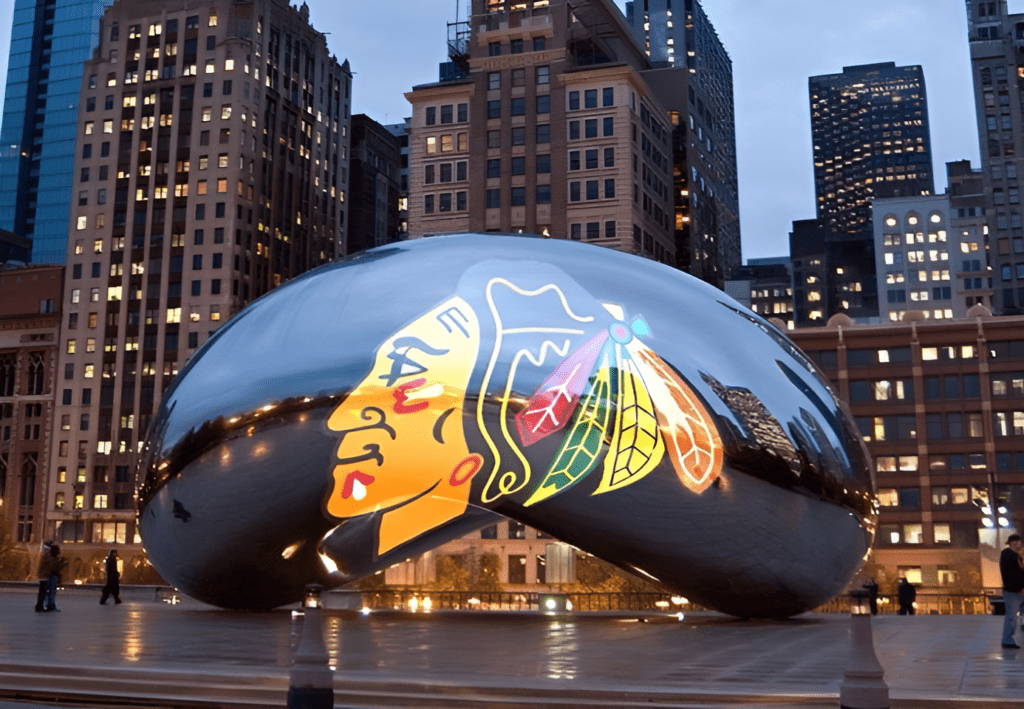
[[287, 584, 334, 709], [839, 589, 889, 709]]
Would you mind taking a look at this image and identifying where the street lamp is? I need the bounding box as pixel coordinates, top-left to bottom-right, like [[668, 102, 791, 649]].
[[287, 584, 333, 709], [839, 589, 889, 709]]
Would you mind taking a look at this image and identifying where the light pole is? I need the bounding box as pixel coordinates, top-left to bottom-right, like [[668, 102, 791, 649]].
[[287, 584, 334, 709], [839, 589, 889, 709]]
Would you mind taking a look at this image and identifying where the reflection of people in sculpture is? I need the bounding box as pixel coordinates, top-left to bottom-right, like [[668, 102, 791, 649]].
[[324, 297, 481, 556]]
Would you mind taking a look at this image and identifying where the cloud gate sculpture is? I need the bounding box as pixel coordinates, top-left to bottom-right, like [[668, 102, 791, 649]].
[[138, 235, 876, 618]]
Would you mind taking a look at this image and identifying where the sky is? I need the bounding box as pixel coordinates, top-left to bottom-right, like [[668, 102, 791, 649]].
[[0, 0, 993, 262]]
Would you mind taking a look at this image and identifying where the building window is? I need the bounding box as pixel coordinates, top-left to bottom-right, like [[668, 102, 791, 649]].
[[586, 222, 600, 240], [487, 159, 500, 178], [569, 121, 579, 140], [510, 97, 525, 116], [486, 189, 500, 209], [569, 91, 579, 111], [537, 95, 550, 114], [585, 89, 597, 108], [585, 119, 597, 138], [586, 180, 599, 200], [536, 154, 551, 173], [570, 224, 581, 240], [488, 41, 501, 57], [510, 39, 523, 54], [603, 87, 614, 106], [536, 124, 550, 144], [511, 127, 525, 145], [423, 195, 434, 214], [536, 185, 551, 204], [569, 182, 580, 202], [511, 187, 526, 206], [488, 100, 501, 119], [511, 157, 525, 175]]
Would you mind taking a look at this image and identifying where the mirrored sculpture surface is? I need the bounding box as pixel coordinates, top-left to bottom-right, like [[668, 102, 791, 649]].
[[138, 235, 876, 618]]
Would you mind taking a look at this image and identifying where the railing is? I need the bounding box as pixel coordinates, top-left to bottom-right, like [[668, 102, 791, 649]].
[[812, 592, 993, 615], [360, 590, 697, 613], [361, 589, 997, 615]]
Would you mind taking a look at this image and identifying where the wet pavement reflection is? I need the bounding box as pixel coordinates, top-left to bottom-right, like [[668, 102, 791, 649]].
[[1, 589, 1023, 704]]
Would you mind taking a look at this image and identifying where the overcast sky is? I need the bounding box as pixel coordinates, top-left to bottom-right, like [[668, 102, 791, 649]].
[[0, 0, 993, 262]]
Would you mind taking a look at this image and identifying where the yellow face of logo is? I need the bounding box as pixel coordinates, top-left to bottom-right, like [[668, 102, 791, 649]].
[[325, 297, 481, 555]]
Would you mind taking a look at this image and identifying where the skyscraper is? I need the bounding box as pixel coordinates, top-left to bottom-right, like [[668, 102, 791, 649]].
[[405, 0, 677, 267], [45, 0, 351, 568], [624, 0, 741, 281], [0, 0, 116, 264], [807, 62, 935, 321], [809, 62, 935, 240], [966, 0, 1024, 314]]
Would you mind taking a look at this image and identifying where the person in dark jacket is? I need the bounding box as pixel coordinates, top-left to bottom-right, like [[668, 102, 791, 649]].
[[43, 544, 64, 612], [1000, 533, 1024, 648], [99, 549, 122, 605], [34, 542, 54, 612], [897, 577, 917, 615], [862, 577, 879, 615]]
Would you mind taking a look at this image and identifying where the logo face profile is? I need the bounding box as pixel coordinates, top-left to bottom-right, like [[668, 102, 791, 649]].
[[324, 268, 723, 558]]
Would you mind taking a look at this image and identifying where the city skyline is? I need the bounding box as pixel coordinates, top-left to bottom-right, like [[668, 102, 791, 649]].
[[0, 0, 984, 263]]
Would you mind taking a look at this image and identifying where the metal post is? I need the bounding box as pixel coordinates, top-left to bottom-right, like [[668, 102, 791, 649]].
[[287, 584, 334, 709], [839, 589, 889, 709]]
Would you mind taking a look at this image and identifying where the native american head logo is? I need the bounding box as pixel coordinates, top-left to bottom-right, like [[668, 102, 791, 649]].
[[324, 265, 723, 558]]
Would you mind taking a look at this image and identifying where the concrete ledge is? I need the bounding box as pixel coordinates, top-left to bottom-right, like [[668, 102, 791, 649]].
[[2, 661, 1024, 709]]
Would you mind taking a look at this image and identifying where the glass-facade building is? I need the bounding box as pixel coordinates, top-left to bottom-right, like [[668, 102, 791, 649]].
[[0, 0, 114, 264]]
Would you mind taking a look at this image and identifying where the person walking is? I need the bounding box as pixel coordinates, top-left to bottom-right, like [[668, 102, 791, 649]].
[[34, 542, 54, 612], [1000, 533, 1024, 649], [44, 544, 65, 612], [99, 549, 122, 605], [862, 577, 879, 615], [897, 577, 916, 615]]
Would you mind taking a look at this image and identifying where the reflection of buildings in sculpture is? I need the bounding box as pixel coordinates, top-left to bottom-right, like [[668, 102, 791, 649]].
[[0, 265, 62, 548], [700, 372, 802, 479], [45, 0, 351, 570], [385, 519, 576, 590], [791, 313, 1024, 589]]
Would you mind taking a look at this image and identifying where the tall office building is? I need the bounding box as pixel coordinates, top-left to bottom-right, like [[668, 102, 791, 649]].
[[348, 114, 401, 253], [966, 1, 1024, 314], [624, 0, 741, 281], [45, 0, 351, 573], [406, 0, 688, 272], [806, 62, 935, 321], [0, 0, 116, 264], [0, 264, 62, 551]]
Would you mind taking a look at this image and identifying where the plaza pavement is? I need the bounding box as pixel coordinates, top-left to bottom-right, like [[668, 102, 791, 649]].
[[0, 585, 1022, 708]]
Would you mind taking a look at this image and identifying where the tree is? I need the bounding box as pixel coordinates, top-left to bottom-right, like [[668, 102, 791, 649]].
[[0, 511, 30, 581], [431, 554, 470, 592], [563, 553, 661, 594], [474, 552, 503, 592]]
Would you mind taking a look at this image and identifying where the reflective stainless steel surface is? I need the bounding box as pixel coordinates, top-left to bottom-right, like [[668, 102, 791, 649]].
[[138, 235, 875, 617]]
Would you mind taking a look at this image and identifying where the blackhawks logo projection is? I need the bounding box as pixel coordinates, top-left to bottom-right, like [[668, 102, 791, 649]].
[[325, 270, 723, 557]]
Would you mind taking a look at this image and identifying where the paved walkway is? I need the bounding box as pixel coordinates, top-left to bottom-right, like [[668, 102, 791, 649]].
[[0, 587, 1022, 708]]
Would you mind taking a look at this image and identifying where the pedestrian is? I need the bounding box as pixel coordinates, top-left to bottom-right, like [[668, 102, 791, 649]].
[[44, 544, 65, 612], [862, 577, 879, 615], [99, 549, 122, 605], [897, 577, 916, 615], [999, 533, 1024, 649], [34, 541, 54, 612]]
